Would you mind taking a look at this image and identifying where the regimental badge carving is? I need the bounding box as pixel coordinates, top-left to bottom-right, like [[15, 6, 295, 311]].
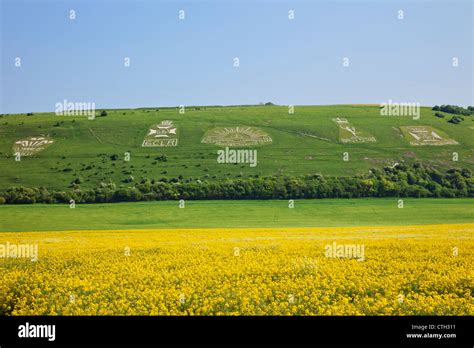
[[201, 127, 272, 147], [332, 118, 376, 143], [400, 126, 458, 146], [12, 136, 54, 156], [142, 120, 178, 147]]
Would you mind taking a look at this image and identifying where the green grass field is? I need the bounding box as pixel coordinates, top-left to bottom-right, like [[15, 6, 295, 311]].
[[1, 105, 473, 190], [0, 198, 472, 232]]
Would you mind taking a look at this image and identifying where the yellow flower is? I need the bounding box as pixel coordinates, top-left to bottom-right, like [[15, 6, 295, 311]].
[[0, 224, 472, 315]]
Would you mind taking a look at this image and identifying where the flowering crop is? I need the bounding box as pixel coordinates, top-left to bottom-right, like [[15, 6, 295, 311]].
[[0, 224, 472, 315]]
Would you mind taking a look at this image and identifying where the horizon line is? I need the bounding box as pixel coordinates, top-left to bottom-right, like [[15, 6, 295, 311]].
[[2, 102, 459, 116]]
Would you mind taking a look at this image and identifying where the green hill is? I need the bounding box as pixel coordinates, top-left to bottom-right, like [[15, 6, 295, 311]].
[[0, 104, 472, 191]]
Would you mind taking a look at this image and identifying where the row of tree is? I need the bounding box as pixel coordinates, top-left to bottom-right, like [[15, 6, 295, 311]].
[[0, 163, 472, 204], [432, 105, 473, 116]]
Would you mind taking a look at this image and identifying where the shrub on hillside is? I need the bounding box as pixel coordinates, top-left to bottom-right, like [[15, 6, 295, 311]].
[[448, 115, 464, 124]]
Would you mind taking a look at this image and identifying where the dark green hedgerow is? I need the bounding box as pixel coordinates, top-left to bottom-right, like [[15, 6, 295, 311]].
[[0, 163, 472, 204]]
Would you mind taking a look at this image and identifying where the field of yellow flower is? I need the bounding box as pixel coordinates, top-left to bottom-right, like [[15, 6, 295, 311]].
[[0, 224, 472, 315]]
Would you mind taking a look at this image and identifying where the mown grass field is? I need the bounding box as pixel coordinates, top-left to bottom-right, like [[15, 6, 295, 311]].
[[1, 105, 473, 190], [0, 198, 472, 232], [1, 224, 472, 315]]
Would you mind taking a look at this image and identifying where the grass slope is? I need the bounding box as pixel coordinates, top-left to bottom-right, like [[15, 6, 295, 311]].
[[0, 198, 472, 232], [0, 105, 473, 190]]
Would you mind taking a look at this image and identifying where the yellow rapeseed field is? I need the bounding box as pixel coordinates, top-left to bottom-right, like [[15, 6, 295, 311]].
[[0, 224, 472, 315]]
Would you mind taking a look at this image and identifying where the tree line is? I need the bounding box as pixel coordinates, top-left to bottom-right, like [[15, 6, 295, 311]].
[[432, 105, 473, 116], [0, 163, 472, 204]]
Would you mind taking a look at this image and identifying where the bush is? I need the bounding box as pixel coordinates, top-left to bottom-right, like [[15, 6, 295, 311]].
[[0, 196, 6, 204], [113, 187, 141, 202], [72, 177, 82, 184], [154, 155, 167, 162], [448, 115, 464, 124], [123, 175, 135, 183], [100, 111, 108, 117], [434, 112, 444, 118]]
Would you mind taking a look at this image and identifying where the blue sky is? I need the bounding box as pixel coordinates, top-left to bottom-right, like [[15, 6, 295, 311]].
[[1, 0, 472, 113]]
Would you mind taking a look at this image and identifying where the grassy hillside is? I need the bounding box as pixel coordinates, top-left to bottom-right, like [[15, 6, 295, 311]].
[[0, 105, 472, 190], [0, 198, 472, 232]]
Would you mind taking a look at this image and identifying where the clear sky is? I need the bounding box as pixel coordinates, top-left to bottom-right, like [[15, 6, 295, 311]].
[[1, 0, 472, 114]]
